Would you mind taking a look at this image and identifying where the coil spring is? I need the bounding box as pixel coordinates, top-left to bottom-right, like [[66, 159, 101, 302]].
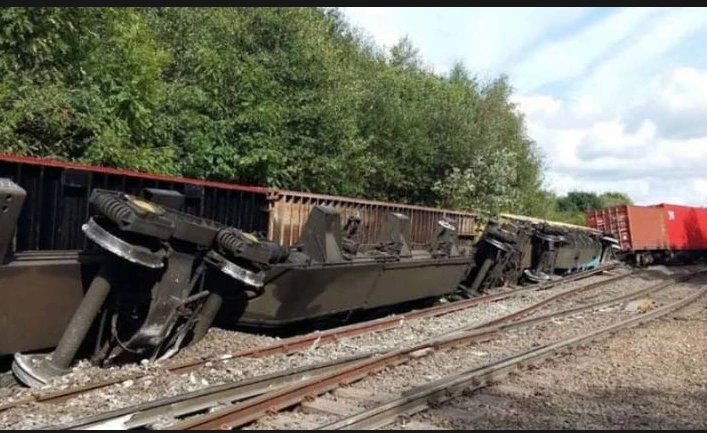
[[93, 193, 133, 224], [216, 229, 245, 255], [485, 225, 517, 245], [217, 228, 287, 264]]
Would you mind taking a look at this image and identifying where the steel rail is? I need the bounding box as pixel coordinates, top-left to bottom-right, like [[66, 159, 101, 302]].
[[321, 284, 707, 430], [172, 268, 696, 430], [0, 263, 620, 413], [44, 264, 631, 430], [49, 354, 373, 430], [442, 268, 706, 339]]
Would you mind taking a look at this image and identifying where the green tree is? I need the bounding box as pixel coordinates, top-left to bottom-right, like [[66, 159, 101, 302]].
[[599, 191, 633, 207], [0, 7, 551, 220], [542, 190, 634, 226], [0, 8, 173, 173], [557, 191, 603, 214]]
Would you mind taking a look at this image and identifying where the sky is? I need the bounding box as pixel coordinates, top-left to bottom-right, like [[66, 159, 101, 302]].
[[340, 7, 707, 206]]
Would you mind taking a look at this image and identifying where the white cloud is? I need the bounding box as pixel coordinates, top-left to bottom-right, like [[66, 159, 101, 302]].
[[342, 7, 596, 76], [519, 66, 707, 205], [431, 63, 449, 76], [574, 7, 707, 110], [512, 94, 563, 120], [510, 7, 659, 92], [625, 67, 707, 139], [459, 7, 596, 75], [512, 93, 608, 129], [340, 7, 402, 48], [575, 119, 657, 161]]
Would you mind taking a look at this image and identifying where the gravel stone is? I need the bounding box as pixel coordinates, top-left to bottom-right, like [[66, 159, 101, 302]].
[[0, 265, 692, 429], [403, 290, 707, 430], [242, 268, 704, 430]]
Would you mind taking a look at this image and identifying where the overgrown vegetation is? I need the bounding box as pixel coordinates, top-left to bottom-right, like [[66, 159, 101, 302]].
[[0, 7, 632, 223], [545, 191, 634, 225]]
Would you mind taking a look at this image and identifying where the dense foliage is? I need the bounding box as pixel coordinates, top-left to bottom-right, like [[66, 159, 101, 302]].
[[0, 7, 630, 222], [547, 191, 634, 225]]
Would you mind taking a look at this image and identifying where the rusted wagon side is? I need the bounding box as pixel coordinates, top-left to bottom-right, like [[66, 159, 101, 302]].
[[0, 154, 480, 252], [585, 204, 707, 265], [266, 190, 480, 248], [586, 205, 668, 252]]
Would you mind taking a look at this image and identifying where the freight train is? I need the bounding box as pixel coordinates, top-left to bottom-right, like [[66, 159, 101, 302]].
[[0, 154, 618, 387], [587, 203, 707, 266]]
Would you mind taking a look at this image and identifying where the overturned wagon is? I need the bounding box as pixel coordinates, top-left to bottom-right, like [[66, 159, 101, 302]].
[[2, 182, 473, 387], [0, 154, 619, 388], [459, 213, 618, 294]]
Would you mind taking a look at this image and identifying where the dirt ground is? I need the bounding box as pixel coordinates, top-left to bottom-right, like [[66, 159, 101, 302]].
[[404, 295, 707, 430]]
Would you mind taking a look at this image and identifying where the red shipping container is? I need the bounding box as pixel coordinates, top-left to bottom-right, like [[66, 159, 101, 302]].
[[586, 205, 668, 251], [651, 204, 707, 250]]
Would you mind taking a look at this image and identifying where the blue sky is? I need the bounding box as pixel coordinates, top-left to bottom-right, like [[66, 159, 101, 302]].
[[341, 7, 707, 206]]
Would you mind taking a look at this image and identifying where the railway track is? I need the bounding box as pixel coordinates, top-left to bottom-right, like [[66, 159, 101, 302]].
[[30, 265, 699, 430], [165, 269, 703, 431], [319, 283, 707, 430], [0, 263, 622, 416]]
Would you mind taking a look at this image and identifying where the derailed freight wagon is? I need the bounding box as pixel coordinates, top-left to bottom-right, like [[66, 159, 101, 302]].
[[0, 154, 617, 387], [586, 203, 707, 265], [0, 154, 480, 384], [0, 153, 481, 356], [4, 182, 474, 388], [459, 212, 618, 293]]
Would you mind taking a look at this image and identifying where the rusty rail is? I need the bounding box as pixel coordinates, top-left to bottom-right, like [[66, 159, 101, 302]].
[[170, 332, 499, 430], [321, 283, 707, 430], [418, 268, 705, 347], [174, 267, 694, 430], [46, 355, 372, 430], [54, 270, 701, 431], [40, 264, 631, 430], [0, 263, 620, 413]]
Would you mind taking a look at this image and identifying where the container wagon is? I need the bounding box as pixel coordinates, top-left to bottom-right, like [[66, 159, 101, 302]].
[[586, 203, 707, 265]]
